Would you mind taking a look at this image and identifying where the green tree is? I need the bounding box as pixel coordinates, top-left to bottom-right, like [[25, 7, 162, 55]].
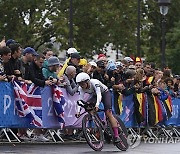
[[166, 21, 180, 74], [141, 0, 180, 70], [73, 0, 138, 56], [0, 0, 69, 50]]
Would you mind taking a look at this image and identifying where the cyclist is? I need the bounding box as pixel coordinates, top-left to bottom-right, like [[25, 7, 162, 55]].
[[76, 72, 121, 143]]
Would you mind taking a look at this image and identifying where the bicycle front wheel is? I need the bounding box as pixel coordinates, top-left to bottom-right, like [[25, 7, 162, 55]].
[[82, 114, 104, 151]]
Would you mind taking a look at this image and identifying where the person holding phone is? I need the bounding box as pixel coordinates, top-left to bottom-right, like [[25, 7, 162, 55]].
[[42, 56, 61, 85]]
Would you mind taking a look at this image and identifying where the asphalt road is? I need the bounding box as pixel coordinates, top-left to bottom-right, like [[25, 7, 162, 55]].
[[0, 142, 180, 154]]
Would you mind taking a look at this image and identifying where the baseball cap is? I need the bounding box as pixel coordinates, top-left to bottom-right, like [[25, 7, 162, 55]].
[[6, 39, 16, 47], [124, 57, 134, 63], [79, 58, 87, 66], [89, 61, 97, 67], [115, 61, 123, 67], [98, 53, 106, 60], [97, 60, 105, 67], [71, 53, 80, 59], [107, 63, 117, 71], [23, 47, 38, 56], [67, 48, 79, 54], [48, 56, 60, 66]]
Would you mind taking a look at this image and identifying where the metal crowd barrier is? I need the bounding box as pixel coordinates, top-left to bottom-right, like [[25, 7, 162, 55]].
[[0, 82, 180, 144]]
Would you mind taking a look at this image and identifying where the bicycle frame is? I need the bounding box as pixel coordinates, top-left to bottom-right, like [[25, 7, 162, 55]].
[[77, 100, 110, 136]]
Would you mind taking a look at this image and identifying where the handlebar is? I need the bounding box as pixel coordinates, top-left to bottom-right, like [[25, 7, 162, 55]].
[[77, 100, 105, 112]]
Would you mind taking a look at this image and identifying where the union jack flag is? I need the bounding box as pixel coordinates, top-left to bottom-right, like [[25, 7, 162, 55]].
[[13, 80, 42, 127], [52, 85, 65, 128]]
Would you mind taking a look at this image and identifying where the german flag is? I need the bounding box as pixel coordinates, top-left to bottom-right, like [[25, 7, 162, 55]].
[[161, 96, 172, 120], [133, 93, 145, 124], [153, 95, 163, 124], [136, 93, 146, 118], [145, 76, 154, 85], [165, 96, 172, 112], [118, 93, 123, 114]]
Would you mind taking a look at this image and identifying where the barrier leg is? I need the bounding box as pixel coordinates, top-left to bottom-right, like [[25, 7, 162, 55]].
[[156, 125, 173, 139], [166, 126, 180, 138], [76, 130, 84, 140], [0, 129, 5, 139], [54, 130, 64, 142], [141, 127, 158, 139], [161, 128, 173, 138], [8, 128, 21, 142], [172, 127, 180, 137], [3, 129, 11, 142], [147, 128, 158, 139], [128, 128, 141, 148], [47, 130, 56, 142]]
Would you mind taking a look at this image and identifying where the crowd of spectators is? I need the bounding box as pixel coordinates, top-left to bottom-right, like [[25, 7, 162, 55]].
[[0, 38, 179, 142]]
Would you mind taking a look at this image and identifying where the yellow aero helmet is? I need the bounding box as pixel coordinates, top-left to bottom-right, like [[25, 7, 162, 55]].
[[79, 58, 87, 66]]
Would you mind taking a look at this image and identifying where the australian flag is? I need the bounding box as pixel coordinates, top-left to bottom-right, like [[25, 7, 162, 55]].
[[13, 80, 43, 127]]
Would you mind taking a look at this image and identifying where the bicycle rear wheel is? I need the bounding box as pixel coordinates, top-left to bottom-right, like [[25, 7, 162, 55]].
[[112, 115, 129, 151], [82, 114, 104, 151]]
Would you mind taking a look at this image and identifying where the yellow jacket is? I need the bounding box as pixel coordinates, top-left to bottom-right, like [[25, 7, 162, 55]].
[[58, 58, 87, 77], [57, 58, 70, 77]]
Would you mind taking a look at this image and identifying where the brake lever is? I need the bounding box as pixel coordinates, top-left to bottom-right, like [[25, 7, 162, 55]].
[[77, 100, 85, 107]]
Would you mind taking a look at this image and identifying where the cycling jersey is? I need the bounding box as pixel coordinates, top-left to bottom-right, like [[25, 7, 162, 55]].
[[78, 79, 109, 108]]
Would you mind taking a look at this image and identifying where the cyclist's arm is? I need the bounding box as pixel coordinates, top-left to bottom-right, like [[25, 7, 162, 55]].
[[94, 86, 102, 108], [77, 87, 85, 112]]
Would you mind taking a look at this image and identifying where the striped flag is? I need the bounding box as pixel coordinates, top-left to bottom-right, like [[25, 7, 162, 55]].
[[13, 80, 42, 127], [52, 85, 65, 128]]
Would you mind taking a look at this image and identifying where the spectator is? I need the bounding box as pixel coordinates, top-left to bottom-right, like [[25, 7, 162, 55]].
[[0, 37, 6, 48], [124, 57, 134, 66], [63, 66, 78, 96], [6, 39, 16, 47], [93, 60, 109, 85], [42, 48, 53, 69], [0, 46, 11, 81], [165, 77, 175, 97], [97, 53, 107, 66], [106, 60, 117, 88], [143, 62, 152, 77], [28, 54, 53, 87], [163, 69, 172, 79], [17, 49, 37, 140], [121, 59, 129, 70], [27, 54, 53, 142], [128, 65, 136, 70], [66, 52, 81, 74], [58, 48, 79, 77], [79, 58, 87, 72], [121, 69, 136, 96], [4, 43, 22, 80], [20, 47, 38, 82], [174, 75, 180, 93], [42, 56, 61, 86], [135, 62, 142, 69], [83, 61, 97, 78]]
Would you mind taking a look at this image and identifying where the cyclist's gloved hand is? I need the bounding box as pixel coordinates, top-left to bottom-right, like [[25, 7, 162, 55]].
[[75, 112, 80, 118], [95, 106, 99, 112]]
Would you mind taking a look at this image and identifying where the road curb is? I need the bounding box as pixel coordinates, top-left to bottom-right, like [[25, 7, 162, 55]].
[[0, 140, 86, 145]]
